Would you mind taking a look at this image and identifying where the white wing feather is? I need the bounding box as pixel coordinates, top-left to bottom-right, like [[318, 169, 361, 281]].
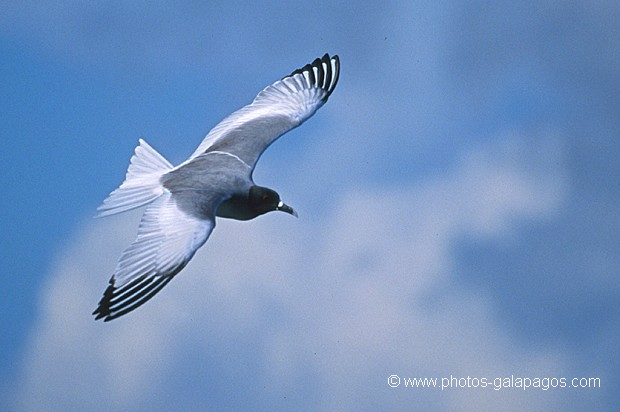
[[184, 54, 339, 167], [93, 190, 214, 321]]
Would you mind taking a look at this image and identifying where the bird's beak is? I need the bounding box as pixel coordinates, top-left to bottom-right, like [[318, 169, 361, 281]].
[[276, 201, 298, 217]]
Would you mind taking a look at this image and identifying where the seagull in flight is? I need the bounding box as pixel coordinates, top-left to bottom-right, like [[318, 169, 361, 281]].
[[93, 54, 340, 321]]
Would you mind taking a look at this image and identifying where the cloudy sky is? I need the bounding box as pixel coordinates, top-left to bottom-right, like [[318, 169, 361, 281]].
[[1, 1, 618, 410]]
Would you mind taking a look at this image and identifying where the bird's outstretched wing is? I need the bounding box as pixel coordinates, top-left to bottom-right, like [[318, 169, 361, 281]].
[[185, 53, 340, 170], [93, 191, 214, 321]]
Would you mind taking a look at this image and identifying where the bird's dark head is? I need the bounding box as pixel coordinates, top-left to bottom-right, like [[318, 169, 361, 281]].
[[249, 186, 297, 218]]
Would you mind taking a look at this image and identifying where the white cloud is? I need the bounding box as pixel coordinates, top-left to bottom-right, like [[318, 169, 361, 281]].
[[12, 133, 592, 411]]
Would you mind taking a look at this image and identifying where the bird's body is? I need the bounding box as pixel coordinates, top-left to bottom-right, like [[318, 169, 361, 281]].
[[93, 54, 339, 321]]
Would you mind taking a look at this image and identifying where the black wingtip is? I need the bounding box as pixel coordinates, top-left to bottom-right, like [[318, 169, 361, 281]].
[[92, 274, 174, 322], [330, 55, 340, 93], [286, 53, 340, 100], [92, 275, 117, 320]]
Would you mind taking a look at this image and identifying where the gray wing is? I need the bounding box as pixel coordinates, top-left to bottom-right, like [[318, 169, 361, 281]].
[[94, 152, 249, 321], [93, 190, 214, 321], [183, 54, 340, 170]]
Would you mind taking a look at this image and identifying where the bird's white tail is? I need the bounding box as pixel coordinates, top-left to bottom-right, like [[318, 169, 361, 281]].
[[97, 139, 173, 217]]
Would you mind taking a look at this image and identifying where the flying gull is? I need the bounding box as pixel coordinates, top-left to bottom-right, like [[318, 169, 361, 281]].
[[93, 54, 340, 321]]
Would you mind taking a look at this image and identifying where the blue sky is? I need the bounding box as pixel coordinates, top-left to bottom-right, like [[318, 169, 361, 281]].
[[1, 1, 618, 410]]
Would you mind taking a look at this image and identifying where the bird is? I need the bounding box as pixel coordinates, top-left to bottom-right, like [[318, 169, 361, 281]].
[[93, 54, 340, 321]]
